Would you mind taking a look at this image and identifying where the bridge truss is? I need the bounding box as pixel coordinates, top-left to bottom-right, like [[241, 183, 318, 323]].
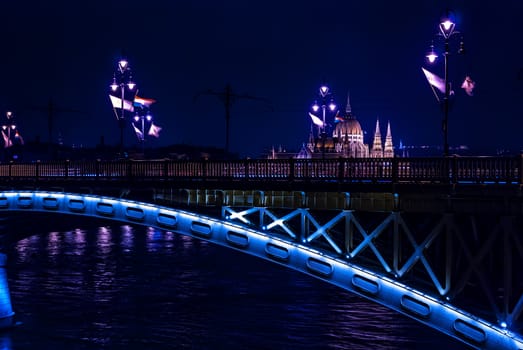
[[223, 205, 523, 347], [0, 190, 521, 349]]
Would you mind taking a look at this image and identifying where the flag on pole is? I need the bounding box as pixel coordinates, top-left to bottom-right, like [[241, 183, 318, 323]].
[[308, 112, 324, 127], [461, 76, 475, 96], [1, 130, 11, 148], [148, 122, 162, 138], [132, 123, 144, 141], [421, 67, 446, 94], [14, 131, 24, 145], [134, 96, 156, 108], [109, 94, 134, 112], [334, 110, 343, 123]]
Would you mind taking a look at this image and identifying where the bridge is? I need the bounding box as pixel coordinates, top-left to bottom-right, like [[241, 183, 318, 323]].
[[0, 157, 522, 349]]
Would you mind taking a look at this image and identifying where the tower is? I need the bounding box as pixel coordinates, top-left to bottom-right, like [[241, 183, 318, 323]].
[[383, 121, 394, 158], [345, 92, 352, 118], [370, 119, 383, 158], [307, 124, 315, 153]]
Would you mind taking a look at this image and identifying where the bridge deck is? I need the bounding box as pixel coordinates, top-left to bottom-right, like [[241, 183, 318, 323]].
[[0, 157, 521, 213]]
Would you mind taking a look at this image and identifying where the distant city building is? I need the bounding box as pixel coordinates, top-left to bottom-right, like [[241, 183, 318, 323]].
[[269, 93, 395, 159]]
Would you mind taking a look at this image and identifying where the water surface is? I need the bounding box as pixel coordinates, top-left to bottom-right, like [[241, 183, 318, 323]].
[[2, 223, 470, 349]]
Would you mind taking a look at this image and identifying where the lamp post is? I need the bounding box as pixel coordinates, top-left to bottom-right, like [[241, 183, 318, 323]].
[[2, 111, 16, 160], [110, 58, 136, 156], [133, 111, 153, 154], [311, 84, 336, 158], [426, 10, 464, 157], [2, 111, 15, 144]]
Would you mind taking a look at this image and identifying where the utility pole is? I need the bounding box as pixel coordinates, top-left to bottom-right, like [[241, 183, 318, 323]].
[[194, 84, 271, 156]]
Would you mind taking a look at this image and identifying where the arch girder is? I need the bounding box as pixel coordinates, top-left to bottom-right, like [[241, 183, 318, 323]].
[[0, 191, 522, 349]]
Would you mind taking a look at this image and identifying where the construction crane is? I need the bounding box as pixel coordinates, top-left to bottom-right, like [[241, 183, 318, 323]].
[[194, 84, 271, 156], [28, 97, 82, 158]]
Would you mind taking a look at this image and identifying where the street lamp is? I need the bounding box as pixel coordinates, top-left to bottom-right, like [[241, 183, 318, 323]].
[[425, 10, 465, 157], [311, 84, 336, 158], [133, 111, 153, 153], [311, 84, 337, 134], [2, 112, 15, 144], [110, 57, 136, 156], [2, 111, 18, 160]]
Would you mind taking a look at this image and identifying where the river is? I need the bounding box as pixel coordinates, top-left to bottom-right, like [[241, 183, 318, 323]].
[[0, 221, 470, 349]]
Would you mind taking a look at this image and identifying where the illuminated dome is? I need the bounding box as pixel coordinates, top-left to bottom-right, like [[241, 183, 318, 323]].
[[333, 117, 364, 143]]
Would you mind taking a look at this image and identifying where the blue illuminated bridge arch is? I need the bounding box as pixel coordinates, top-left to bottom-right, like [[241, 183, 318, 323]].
[[0, 190, 521, 350]]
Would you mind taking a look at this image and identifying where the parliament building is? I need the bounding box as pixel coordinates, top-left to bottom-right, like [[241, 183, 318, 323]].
[[269, 93, 395, 159]]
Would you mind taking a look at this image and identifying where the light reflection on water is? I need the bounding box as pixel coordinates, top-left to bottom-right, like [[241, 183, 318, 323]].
[[120, 225, 133, 252], [2, 224, 469, 349]]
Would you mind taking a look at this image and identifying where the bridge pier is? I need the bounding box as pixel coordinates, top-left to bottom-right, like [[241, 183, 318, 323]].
[[0, 254, 14, 329]]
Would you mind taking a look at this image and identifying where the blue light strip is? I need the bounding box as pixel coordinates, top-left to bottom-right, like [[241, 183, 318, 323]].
[[0, 190, 521, 349]]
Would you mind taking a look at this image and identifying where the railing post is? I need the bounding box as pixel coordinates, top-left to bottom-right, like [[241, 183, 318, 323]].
[[8, 161, 11, 180], [289, 157, 295, 182], [519, 154, 523, 185], [164, 159, 169, 180], [35, 160, 40, 181], [127, 159, 132, 179], [64, 159, 69, 179], [503, 156, 510, 185], [338, 157, 344, 182], [392, 156, 398, 184], [244, 158, 249, 181], [202, 158, 208, 181], [451, 155, 458, 184], [95, 159, 100, 179]]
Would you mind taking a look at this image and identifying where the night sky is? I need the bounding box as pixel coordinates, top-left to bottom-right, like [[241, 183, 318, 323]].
[[0, 0, 522, 158]]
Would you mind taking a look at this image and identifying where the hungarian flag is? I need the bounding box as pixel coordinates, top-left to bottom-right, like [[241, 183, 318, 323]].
[[134, 96, 156, 108], [334, 110, 343, 123], [461, 76, 475, 96], [132, 123, 144, 141], [148, 123, 162, 138], [109, 94, 134, 112], [421, 67, 445, 94], [14, 131, 24, 145], [308, 112, 324, 127], [1, 130, 11, 148]]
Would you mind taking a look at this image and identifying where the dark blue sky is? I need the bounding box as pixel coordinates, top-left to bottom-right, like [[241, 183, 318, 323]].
[[0, 0, 521, 157]]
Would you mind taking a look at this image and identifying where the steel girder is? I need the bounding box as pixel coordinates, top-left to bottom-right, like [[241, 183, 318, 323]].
[[222, 205, 523, 346], [0, 191, 520, 349]]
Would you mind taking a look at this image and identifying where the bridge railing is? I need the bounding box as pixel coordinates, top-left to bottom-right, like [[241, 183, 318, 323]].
[[0, 156, 520, 185]]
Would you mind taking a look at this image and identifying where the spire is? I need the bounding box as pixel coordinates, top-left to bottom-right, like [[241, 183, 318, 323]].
[[370, 118, 383, 158], [383, 120, 394, 158], [307, 125, 315, 153], [345, 91, 352, 118]]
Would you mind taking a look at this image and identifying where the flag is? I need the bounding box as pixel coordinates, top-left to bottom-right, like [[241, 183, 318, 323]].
[[14, 131, 24, 145], [308, 112, 324, 127], [421, 67, 445, 94], [109, 94, 134, 112], [134, 96, 156, 108], [132, 123, 144, 141], [148, 122, 162, 138], [461, 76, 475, 96], [1, 130, 11, 148], [334, 110, 343, 123]]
